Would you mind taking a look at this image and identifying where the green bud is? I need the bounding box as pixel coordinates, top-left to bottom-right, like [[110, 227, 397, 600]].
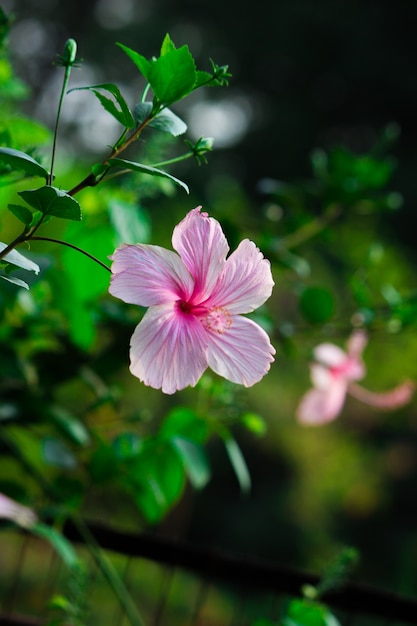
[[55, 38, 80, 68], [64, 39, 77, 65], [196, 137, 214, 153]]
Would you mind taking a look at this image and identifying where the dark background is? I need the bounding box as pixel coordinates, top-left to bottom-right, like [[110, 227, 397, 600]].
[[3, 0, 417, 592]]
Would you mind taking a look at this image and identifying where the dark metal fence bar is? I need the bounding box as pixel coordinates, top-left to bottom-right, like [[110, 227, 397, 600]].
[[62, 520, 417, 625]]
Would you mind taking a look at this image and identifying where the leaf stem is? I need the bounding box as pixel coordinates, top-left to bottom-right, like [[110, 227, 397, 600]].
[[152, 151, 194, 168], [31, 236, 111, 272]]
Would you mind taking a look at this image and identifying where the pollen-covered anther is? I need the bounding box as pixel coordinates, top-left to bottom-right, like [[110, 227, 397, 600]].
[[202, 307, 232, 334]]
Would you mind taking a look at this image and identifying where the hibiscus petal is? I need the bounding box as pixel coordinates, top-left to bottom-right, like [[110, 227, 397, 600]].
[[313, 343, 347, 367], [172, 207, 229, 301], [310, 362, 335, 389], [297, 380, 348, 425], [208, 239, 275, 313], [129, 303, 209, 394], [206, 315, 275, 387], [347, 329, 367, 358], [348, 380, 415, 409], [109, 243, 194, 306]]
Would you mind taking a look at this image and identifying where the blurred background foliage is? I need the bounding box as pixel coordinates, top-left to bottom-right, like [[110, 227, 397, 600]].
[[2, 0, 417, 621]]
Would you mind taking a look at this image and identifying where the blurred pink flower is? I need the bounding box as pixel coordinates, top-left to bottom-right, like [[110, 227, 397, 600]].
[[109, 207, 275, 394], [297, 330, 415, 425], [0, 493, 37, 528]]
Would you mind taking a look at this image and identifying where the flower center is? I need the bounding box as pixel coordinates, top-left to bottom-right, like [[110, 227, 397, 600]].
[[201, 307, 232, 334], [177, 300, 232, 334]]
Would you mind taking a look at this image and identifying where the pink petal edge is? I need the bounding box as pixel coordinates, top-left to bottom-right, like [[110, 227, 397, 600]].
[[206, 315, 275, 387]]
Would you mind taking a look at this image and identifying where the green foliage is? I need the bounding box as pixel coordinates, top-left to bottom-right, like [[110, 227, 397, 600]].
[[70, 83, 135, 128], [118, 34, 197, 107], [134, 102, 187, 136], [107, 157, 189, 193], [280, 598, 341, 626], [18, 186, 81, 221], [0, 146, 49, 179], [299, 287, 335, 324], [31, 523, 80, 568]]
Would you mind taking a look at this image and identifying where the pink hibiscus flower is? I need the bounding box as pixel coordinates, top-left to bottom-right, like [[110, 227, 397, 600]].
[[109, 207, 275, 394], [297, 330, 414, 425], [0, 492, 37, 528]]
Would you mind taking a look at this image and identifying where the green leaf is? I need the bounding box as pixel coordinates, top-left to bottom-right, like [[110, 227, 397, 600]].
[[149, 44, 196, 105], [32, 523, 80, 569], [49, 405, 90, 447], [224, 436, 251, 494], [54, 222, 113, 349], [112, 433, 142, 460], [241, 412, 267, 437], [7, 203, 33, 226], [170, 437, 210, 489], [108, 157, 189, 193], [135, 102, 187, 136], [160, 33, 177, 56], [42, 437, 77, 469], [5, 117, 51, 145], [194, 70, 213, 88], [299, 286, 335, 324], [89, 445, 118, 483], [0, 241, 40, 274], [0, 147, 49, 179], [129, 440, 185, 523], [0, 274, 29, 289], [108, 195, 151, 245], [160, 407, 209, 444], [18, 186, 81, 221], [116, 42, 152, 80], [283, 599, 341, 626], [70, 83, 135, 128]]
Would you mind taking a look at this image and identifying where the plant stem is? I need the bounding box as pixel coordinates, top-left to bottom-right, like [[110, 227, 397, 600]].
[[0, 230, 28, 260], [73, 519, 146, 626], [31, 236, 111, 272], [68, 115, 154, 196], [277, 204, 342, 251], [152, 151, 194, 168], [49, 63, 73, 186], [1, 429, 146, 626]]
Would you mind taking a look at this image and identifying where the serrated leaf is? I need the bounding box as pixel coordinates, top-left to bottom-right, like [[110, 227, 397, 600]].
[[116, 42, 152, 80], [18, 186, 81, 221], [149, 45, 196, 105], [0, 147, 49, 179], [135, 102, 187, 136], [160, 33, 177, 56], [70, 83, 135, 128], [194, 70, 213, 88], [108, 157, 189, 193], [0, 241, 40, 274]]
